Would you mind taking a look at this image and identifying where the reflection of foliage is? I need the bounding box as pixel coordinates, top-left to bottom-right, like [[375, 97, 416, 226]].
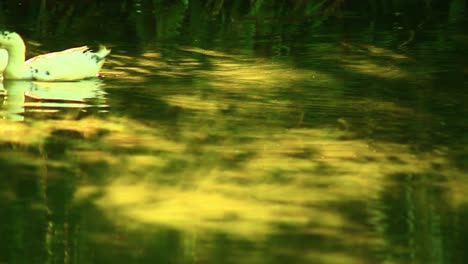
[[2, 0, 463, 44]]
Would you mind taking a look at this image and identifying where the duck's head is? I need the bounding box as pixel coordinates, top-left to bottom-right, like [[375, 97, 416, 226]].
[[0, 31, 24, 48]]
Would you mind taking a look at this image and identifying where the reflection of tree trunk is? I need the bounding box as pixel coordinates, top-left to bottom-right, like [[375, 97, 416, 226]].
[[134, 0, 156, 41], [0, 0, 4, 24], [37, 0, 47, 36], [404, 179, 445, 264], [189, 0, 203, 38], [154, 0, 188, 39], [449, 0, 466, 22], [205, 0, 224, 16], [56, 5, 76, 36], [134, 0, 145, 40], [408, 182, 431, 263]]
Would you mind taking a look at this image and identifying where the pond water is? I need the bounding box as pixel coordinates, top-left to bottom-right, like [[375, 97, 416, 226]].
[[0, 1, 467, 264]]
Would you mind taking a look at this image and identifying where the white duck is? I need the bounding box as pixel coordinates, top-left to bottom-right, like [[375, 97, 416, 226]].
[[0, 31, 110, 81]]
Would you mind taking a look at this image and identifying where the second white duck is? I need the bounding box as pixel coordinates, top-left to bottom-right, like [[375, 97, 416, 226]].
[[0, 31, 110, 81]]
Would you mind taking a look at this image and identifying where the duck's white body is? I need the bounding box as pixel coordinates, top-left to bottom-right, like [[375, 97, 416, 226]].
[[0, 49, 8, 76], [0, 31, 110, 81]]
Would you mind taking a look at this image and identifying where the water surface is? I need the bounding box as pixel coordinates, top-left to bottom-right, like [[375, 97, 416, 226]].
[[0, 1, 467, 263]]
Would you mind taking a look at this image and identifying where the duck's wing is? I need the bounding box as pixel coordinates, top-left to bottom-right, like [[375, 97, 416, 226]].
[[25, 46, 89, 64], [26, 46, 110, 81]]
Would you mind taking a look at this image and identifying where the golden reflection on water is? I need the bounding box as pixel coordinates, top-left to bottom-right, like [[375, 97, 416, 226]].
[[69, 122, 456, 239], [342, 58, 409, 79], [0, 107, 464, 263], [20, 110, 450, 262], [26, 110, 458, 264]]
